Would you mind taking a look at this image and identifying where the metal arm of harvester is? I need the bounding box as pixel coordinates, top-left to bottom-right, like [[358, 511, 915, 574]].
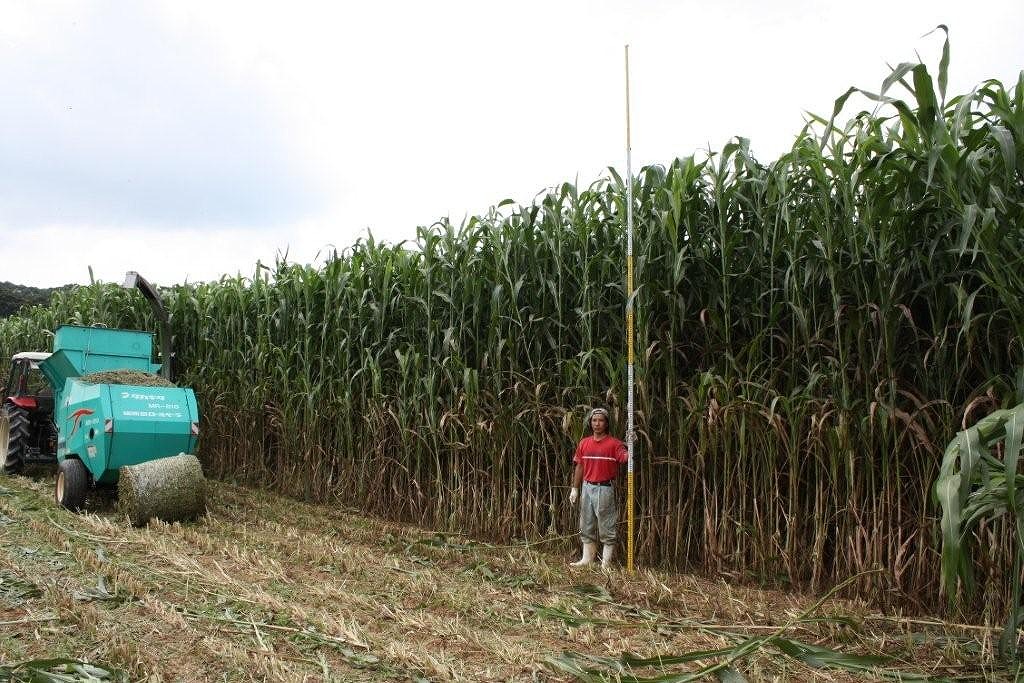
[[122, 271, 173, 382]]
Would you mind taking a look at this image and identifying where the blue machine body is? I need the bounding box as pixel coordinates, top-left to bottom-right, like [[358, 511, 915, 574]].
[[38, 326, 199, 485]]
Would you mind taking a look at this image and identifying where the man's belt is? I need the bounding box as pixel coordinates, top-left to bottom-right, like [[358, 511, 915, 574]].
[[585, 479, 614, 487]]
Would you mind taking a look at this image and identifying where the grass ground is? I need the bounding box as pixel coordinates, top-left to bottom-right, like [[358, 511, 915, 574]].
[[0, 474, 1010, 682]]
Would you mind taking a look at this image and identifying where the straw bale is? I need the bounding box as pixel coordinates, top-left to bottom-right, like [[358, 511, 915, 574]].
[[118, 453, 206, 526]]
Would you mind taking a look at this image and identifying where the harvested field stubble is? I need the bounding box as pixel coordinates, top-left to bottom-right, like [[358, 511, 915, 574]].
[[0, 475, 1010, 681]]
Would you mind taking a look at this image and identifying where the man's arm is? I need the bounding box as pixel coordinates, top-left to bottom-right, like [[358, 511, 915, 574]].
[[569, 462, 583, 505]]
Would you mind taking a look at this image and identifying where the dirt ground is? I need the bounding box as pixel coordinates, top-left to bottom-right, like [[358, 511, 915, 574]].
[[0, 474, 1006, 682]]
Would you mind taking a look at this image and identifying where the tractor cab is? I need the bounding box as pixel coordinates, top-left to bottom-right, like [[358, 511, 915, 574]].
[[6, 352, 54, 403], [1, 351, 57, 474]]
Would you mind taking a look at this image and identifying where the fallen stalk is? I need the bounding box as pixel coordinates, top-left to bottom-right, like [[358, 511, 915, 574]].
[[0, 615, 58, 626], [183, 610, 370, 650], [862, 615, 1011, 633], [44, 515, 133, 545], [697, 568, 887, 679]]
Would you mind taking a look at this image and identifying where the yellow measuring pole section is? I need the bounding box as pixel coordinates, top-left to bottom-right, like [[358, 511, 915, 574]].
[[624, 45, 636, 575]]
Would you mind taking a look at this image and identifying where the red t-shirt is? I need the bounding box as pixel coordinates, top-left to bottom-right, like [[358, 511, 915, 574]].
[[573, 435, 628, 483]]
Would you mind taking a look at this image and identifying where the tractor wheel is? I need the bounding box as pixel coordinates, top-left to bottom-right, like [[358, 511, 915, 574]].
[[56, 459, 89, 512], [0, 404, 28, 476]]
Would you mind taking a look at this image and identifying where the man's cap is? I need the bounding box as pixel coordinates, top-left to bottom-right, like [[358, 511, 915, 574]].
[[588, 407, 609, 422]]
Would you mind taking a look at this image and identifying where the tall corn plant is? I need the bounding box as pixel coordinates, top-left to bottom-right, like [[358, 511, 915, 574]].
[[935, 404, 1024, 658]]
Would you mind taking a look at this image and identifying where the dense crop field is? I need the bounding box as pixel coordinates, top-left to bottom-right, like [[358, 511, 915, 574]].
[[0, 474, 1005, 681], [1, 40, 1022, 622]]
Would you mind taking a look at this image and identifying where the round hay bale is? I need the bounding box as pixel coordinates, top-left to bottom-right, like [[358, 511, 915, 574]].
[[117, 453, 206, 526], [79, 370, 176, 388]]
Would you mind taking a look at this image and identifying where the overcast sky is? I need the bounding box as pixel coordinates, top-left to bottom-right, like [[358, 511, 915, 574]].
[[1, 1, 1021, 288]]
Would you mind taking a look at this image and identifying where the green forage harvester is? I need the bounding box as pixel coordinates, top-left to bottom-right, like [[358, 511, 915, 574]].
[[32, 324, 207, 524]]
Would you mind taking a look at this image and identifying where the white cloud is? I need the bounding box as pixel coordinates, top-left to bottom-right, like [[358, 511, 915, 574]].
[[0, 2, 323, 230], [1, 0, 1021, 287]]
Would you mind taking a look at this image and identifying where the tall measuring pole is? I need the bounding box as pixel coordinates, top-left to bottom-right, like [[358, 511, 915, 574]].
[[624, 45, 636, 575]]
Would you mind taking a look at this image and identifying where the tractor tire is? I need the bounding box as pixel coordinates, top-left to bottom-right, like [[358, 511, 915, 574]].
[[56, 458, 89, 512], [0, 404, 29, 476]]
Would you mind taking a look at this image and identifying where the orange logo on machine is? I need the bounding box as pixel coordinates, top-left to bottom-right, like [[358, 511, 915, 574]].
[[68, 408, 95, 438]]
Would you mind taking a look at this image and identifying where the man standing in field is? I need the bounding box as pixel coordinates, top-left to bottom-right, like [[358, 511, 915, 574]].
[[568, 407, 628, 568]]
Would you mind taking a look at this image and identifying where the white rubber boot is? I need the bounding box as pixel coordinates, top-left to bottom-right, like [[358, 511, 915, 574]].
[[600, 544, 615, 569], [570, 543, 597, 567]]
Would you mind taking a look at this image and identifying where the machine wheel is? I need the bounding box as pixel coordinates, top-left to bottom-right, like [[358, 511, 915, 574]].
[[0, 404, 28, 476], [56, 458, 89, 512]]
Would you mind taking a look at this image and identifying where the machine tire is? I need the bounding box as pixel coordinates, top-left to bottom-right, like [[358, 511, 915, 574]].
[[56, 458, 89, 512], [0, 404, 28, 476]]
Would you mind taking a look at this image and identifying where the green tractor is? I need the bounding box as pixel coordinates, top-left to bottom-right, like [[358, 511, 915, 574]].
[[0, 273, 206, 524]]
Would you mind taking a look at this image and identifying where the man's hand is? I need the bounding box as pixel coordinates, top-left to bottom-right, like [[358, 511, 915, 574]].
[[569, 487, 579, 505]]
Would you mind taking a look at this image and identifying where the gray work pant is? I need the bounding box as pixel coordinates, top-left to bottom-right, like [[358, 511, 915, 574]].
[[579, 482, 617, 544]]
